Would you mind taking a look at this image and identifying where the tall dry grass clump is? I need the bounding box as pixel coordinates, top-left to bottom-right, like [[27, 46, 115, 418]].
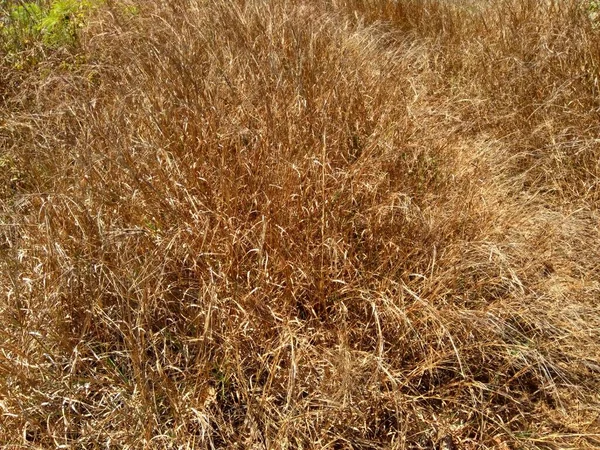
[[1, 0, 599, 448]]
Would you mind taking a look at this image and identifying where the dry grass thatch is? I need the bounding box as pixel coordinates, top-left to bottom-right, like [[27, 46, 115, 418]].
[[1, 0, 600, 448]]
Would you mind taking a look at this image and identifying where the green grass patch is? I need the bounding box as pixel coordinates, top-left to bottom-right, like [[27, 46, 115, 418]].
[[1, 0, 99, 67]]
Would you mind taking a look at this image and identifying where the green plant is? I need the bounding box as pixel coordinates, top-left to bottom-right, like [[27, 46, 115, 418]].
[[589, 0, 600, 27], [122, 3, 139, 17], [39, 0, 85, 48], [1, 0, 98, 65], [0, 1, 44, 53]]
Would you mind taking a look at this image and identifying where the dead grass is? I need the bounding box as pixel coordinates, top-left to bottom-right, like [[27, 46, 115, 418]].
[[1, 0, 600, 448]]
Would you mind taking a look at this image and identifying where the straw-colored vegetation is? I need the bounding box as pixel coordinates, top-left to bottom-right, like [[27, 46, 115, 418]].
[[1, 0, 599, 448]]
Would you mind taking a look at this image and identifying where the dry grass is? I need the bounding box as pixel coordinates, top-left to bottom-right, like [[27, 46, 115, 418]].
[[1, 0, 600, 448]]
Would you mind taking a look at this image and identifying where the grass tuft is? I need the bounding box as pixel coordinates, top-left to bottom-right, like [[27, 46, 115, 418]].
[[1, 0, 600, 448]]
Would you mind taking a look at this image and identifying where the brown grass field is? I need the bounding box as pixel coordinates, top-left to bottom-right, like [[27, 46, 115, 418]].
[[1, 0, 600, 448]]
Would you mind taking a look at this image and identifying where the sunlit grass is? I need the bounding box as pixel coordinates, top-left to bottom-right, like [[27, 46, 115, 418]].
[[1, 0, 599, 448]]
